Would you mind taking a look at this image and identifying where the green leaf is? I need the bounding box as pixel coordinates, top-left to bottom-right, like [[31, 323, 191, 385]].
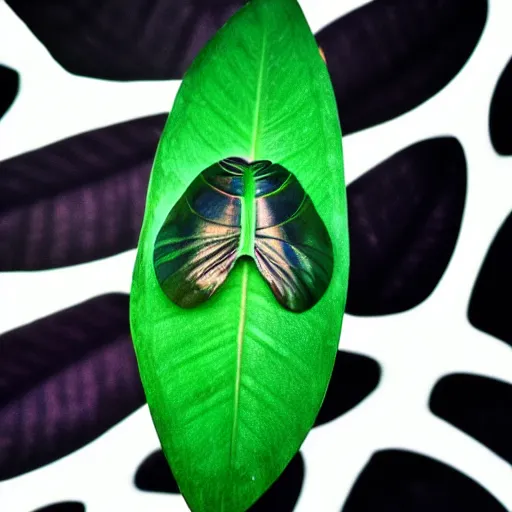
[[129, 0, 349, 509]]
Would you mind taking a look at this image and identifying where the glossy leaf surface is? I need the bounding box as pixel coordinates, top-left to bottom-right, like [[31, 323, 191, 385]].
[[130, 0, 348, 510], [154, 157, 334, 312]]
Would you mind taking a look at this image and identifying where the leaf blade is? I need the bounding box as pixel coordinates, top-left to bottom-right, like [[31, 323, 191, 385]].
[[130, 0, 348, 510]]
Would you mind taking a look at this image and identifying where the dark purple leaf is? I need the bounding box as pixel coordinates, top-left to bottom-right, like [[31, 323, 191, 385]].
[[317, 0, 488, 135], [0, 114, 166, 271], [489, 56, 512, 155], [0, 65, 18, 120], [314, 351, 381, 427], [5, 0, 245, 80], [430, 373, 512, 464], [468, 211, 512, 347], [31, 503, 85, 512], [135, 450, 180, 494], [342, 449, 506, 512], [0, 294, 145, 480], [346, 137, 466, 316]]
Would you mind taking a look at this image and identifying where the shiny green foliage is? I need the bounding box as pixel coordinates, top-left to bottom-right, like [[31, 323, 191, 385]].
[[130, 0, 348, 509]]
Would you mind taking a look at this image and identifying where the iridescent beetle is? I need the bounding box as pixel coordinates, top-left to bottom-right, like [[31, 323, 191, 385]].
[[153, 157, 333, 312]]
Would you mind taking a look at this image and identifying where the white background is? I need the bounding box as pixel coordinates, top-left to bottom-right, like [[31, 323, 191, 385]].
[[0, 0, 511, 510]]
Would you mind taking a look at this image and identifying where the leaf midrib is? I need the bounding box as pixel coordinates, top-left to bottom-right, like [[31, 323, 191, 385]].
[[227, 24, 267, 488], [230, 260, 249, 468]]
